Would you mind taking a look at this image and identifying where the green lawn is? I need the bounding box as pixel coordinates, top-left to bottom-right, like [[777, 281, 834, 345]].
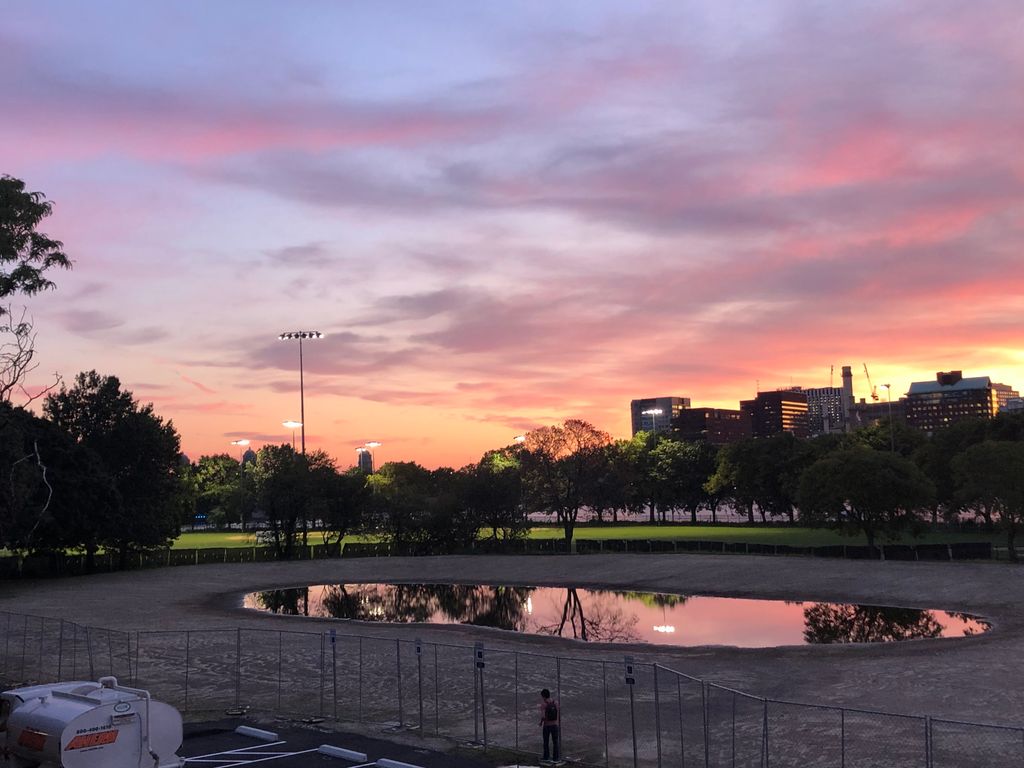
[[173, 525, 1002, 550]]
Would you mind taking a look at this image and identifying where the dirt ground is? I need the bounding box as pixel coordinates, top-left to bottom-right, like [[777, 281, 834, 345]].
[[3, 552, 1023, 727]]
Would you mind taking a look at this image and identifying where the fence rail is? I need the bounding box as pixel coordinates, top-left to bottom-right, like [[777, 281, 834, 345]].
[[0, 539, 994, 579], [1, 609, 1020, 767]]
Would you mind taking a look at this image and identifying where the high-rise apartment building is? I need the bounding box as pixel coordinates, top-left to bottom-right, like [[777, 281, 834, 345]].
[[356, 447, 374, 473], [630, 397, 690, 435], [906, 371, 1020, 432], [740, 390, 809, 438]]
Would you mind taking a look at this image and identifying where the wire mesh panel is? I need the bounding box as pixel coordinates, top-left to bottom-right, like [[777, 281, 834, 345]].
[[761, 700, 848, 768], [430, 642, 478, 744], [931, 719, 1024, 768], [558, 656, 610, 765], [81, 625, 132, 681], [278, 629, 327, 716], [355, 635, 403, 726], [830, 709, 926, 768], [180, 629, 238, 711], [702, 684, 768, 768], [512, 651, 561, 759], [238, 628, 289, 712], [135, 630, 189, 709]]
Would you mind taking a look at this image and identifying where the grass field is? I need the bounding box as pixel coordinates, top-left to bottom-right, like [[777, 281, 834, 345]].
[[174, 525, 1002, 550]]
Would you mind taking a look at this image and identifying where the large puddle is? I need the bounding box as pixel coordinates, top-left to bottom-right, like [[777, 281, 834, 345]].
[[242, 584, 989, 647]]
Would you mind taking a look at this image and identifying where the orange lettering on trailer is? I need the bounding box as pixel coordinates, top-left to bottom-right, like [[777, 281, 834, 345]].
[[66, 730, 118, 750], [17, 729, 46, 751]]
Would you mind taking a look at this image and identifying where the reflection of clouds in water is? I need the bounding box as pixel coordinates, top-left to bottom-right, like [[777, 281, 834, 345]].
[[245, 586, 989, 647]]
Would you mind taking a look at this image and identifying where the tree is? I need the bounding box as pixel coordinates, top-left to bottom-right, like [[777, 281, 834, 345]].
[[44, 371, 186, 565], [952, 441, 1024, 561], [247, 445, 334, 558], [798, 446, 934, 551], [649, 439, 717, 524], [705, 439, 761, 523], [464, 448, 526, 541], [0, 176, 71, 304], [318, 467, 369, 546], [520, 419, 612, 545], [912, 419, 989, 525], [191, 454, 243, 528]]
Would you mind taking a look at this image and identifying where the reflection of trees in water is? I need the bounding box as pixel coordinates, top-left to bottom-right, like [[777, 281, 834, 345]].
[[254, 588, 310, 616], [947, 612, 992, 636], [803, 604, 943, 644], [315, 583, 532, 629], [536, 589, 639, 643], [613, 591, 687, 609]]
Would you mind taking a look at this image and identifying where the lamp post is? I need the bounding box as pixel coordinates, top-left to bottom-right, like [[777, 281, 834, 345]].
[[881, 384, 894, 452], [278, 330, 323, 454], [282, 420, 302, 452], [230, 439, 251, 532], [640, 407, 663, 434], [363, 441, 381, 473]]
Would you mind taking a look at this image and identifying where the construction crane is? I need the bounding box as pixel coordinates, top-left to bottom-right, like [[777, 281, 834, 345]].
[[862, 363, 879, 401]]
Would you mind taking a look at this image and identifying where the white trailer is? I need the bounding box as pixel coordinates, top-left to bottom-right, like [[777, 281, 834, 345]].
[[1, 676, 183, 768]]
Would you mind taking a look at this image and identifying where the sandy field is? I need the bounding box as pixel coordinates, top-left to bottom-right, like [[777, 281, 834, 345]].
[[2, 552, 1022, 727]]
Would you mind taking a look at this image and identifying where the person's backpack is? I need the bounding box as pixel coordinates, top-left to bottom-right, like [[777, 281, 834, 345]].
[[544, 700, 558, 721]]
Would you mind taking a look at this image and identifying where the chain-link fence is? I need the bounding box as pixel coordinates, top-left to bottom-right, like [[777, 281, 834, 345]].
[[2, 609, 1021, 766]]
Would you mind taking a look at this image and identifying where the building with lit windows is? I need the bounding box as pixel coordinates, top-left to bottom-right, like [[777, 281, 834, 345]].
[[630, 396, 690, 435], [905, 371, 1019, 432], [740, 390, 809, 438], [802, 386, 845, 435], [673, 407, 751, 445]]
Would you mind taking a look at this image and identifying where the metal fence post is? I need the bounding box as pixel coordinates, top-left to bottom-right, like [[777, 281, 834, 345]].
[[57, 619, 65, 680], [473, 646, 480, 744], [515, 651, 520, 753], [20, 614, 28, 680], [416, 638, 424, 732], [655, 664, 663, 768], [37, 618, 45, 680], [276, 632, 282, 712], [841, 709, 846, 768], [396, 638, 404, 726], [331, 631, 337, 719], [433, 644, 439, 735], [731, 691, 737, 768], [358, 636, 363, 722], [925, 716, 932, 768], [319, 633, 326, 717], [702, 682, 710, 768], [184, 630, 191, 712], [603, 662, 610, 768], [85, 625, 95, 680], [107, 628, 114, 676], [677, 676, 685, 768], [2, 613, 10, 676], [762, 698, 770, 768], [235, 628, 242, 708]]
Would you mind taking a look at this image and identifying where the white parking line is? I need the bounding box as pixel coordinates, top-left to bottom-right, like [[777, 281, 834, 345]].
[[183, 741, 318, 766]]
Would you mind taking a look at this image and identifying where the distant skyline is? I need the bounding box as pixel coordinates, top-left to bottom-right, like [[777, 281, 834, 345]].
[[5, 1, 1022, 468]]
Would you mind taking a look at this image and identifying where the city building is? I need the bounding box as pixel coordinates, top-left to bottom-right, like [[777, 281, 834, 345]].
[[356, 447, 374, 473], [630, 396, 690, 435], [848, 398, 906, 430], [673, 407, 751, 445], [1001, 397, 1024, 413], [740, 390, 809, 438], [905, 371, 1020, 432], [802, 386, 845, 435]]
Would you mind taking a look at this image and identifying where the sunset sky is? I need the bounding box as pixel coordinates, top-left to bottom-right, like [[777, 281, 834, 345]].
[[5, 1, 1023, 468]]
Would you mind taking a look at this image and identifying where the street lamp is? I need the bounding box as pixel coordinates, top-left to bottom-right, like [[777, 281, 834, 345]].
[[282, 420, 302, 452], [640, 408, 663, 434], [881, 384, 894, 452], [229, 439, 251, 532], [513, 435, 526, 444], [278, 330, 323, 454]]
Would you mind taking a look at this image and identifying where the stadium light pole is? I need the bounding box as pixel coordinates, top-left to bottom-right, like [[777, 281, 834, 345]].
[[364, 441, 381, 472], [230, 439, 251, 532], [640, 407, 663, 434], [278, 331, 323, 455], [282, 420, 302, 452], [881, 384, 894, 453]]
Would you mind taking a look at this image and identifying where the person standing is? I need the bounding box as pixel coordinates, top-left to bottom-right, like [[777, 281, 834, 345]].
[[539, 688, 560, 763]]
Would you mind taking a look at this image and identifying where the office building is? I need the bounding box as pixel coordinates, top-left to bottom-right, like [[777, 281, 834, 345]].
[[630, 396, 690, 435], [848, 398, 906, 430], [740, 390, 809, 438], [356, 447, 374, 473], [905, 371, 1020, 432], [673, 407, 751, 445], [1002, 397, 1024, 413], [803, 386, 845, 435]]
